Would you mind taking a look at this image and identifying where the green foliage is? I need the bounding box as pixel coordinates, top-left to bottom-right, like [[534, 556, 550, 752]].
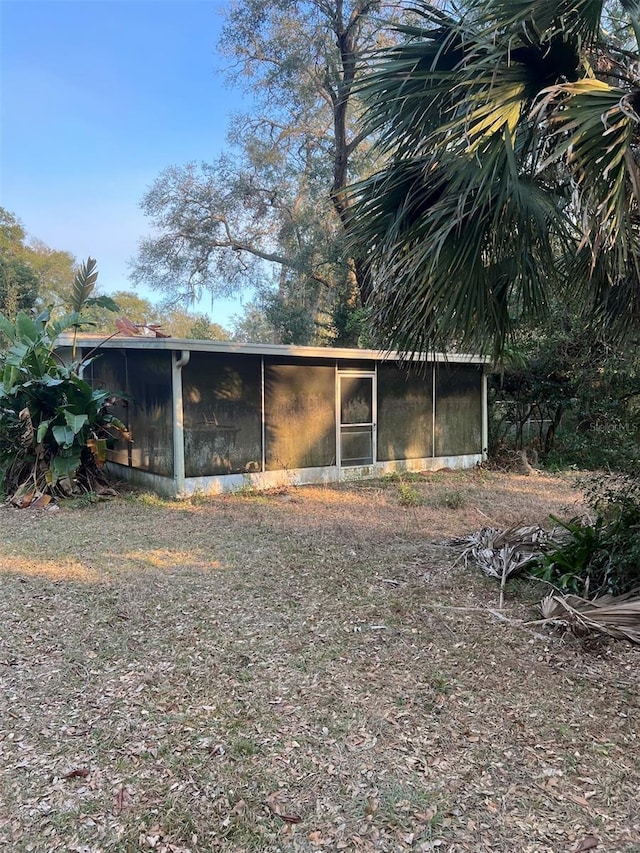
[[437, 490, 466, 510], [381, 470, 423, 485], [532, 516, 610, 595], [544, 422, 640, 473], [397, 482, 423, 506], [531, 476, 640, 596], [0, 209, 40, 318], [329, 289, 369, 348], [0, 207, 127, 326], [231, 301, 276, 344], [349, 0, 640, 354], [0, 254, 39, 319], [0, 279, 128, 499], [67, 257, 120, 356], [489, 308, 640, 469], [263, 290, 315, 345], [0, 207, 77, 316], [187, 314, 230, 341]]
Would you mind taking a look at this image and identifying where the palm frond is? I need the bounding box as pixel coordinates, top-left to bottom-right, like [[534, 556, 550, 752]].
[[347, 0, 640, 352], [350, 133, 566, 351], [475, 0, 605, 45], [540, 591, 640, 643], [70, 257, 99, 315]]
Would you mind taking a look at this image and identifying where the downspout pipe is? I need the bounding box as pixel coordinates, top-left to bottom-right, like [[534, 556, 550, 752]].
[[172, 350, 190, 497], [482, 369, 489, 462]]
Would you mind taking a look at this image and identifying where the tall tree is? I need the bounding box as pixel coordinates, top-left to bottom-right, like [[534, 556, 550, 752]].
[[230, 300, 277, 343], [0, 209, 41, 318], [132, 1, 402, 345], [28, 239, 77, 311], [348, 0, 640, 354], [0, 207, 79, 317]]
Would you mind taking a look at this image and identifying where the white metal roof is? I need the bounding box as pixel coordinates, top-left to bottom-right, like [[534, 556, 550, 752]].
[[59, 334, 491, 364]]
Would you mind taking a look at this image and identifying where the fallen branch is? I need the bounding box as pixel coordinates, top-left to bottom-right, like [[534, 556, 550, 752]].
[[431, 604, 556, 642]]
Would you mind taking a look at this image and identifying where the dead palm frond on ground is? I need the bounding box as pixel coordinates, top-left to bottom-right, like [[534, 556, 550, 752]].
[[448, 523, 567, 607], [540, 591, 640, 644]]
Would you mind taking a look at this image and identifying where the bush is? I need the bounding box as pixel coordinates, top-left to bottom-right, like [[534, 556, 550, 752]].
[[0, 309, 129, 500], [489, 309, 640, 472], [531, 474, 640, 597], [544, 420, 640, 473]]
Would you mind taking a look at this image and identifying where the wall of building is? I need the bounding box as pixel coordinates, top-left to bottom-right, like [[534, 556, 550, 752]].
[[84, 343, 486, 496], [89, 348, 174, 478]]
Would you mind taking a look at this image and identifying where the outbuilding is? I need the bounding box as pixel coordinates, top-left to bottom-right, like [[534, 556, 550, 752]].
[[70, 337, 489, 496]]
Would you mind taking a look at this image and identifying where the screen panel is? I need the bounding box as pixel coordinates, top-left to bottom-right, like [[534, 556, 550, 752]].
[[340, 426, 373, 466], [183, 353, 262, 476], [90, 349, 174, 476], [434, 364, 483, 456], [340, 376, 373, 425], [264, 362, 336, 470], [125, 350, 174, 475], [377, 363, 433, 461], [87, 349, 130, 467]]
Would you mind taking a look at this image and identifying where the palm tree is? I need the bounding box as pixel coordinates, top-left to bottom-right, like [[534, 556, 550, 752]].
[[349, 0, 640, 354]]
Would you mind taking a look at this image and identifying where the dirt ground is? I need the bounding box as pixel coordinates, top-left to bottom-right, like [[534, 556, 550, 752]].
[[0, 469, 638, 853]]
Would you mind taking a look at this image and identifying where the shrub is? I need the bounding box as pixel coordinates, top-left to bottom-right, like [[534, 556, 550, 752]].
[[0, 309, 129, 500], [0, 259, 126, 501], [531, 474, 640, 597]]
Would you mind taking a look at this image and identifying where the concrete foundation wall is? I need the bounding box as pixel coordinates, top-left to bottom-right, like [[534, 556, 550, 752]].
[[107, 454, 482, 498]]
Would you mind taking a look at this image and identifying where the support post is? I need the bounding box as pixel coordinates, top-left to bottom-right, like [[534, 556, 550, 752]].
[[482, 370, 489, 461], [172, 350, 190, 496]]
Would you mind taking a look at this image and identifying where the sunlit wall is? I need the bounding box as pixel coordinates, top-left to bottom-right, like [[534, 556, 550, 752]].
[[88, 347, 484, 480]]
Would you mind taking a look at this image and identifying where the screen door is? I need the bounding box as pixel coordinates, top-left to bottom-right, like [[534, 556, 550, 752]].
[[338, 373, 375, 466]]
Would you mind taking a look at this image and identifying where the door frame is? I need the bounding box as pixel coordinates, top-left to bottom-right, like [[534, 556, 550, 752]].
[[336, 369, 376, 468]]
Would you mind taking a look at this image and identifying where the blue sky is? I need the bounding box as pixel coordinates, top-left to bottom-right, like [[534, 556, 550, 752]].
[[1, 0, 248, 326]]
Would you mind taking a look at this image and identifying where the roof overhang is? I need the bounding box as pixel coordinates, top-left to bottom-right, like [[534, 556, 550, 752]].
[[58, 335, 492, 365]]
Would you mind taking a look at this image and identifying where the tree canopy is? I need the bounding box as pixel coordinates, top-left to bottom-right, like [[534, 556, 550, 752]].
[[0, 208, 230, 341], [0, 209, 42, 318], [348, 0, 640, 354], [131, 0, 403, 345]]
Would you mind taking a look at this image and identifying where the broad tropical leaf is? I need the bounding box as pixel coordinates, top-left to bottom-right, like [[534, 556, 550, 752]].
[[15, 312, 39, 344], [36, 419, 50, 444], [48, 452, 82, 485], [0, 312, 15, 343], [52, 424, 76, 449], [86, 437, 108, 465], [86, 295, 120, 313], [63, 411, 89, 435]]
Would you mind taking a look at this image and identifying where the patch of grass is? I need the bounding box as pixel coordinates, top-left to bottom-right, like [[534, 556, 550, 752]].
[[57, 491, 100, 509], [127, 490, 171, 507], [229, 484, 290, 501], [441, 489, 466, 509], [397, 482, 424, 506], [426, 488, 467, 510], [231, 483, 260, 497], [380, 470, 423, 486], [231, 737, 258, 757], [370, 782, 440, 836]]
